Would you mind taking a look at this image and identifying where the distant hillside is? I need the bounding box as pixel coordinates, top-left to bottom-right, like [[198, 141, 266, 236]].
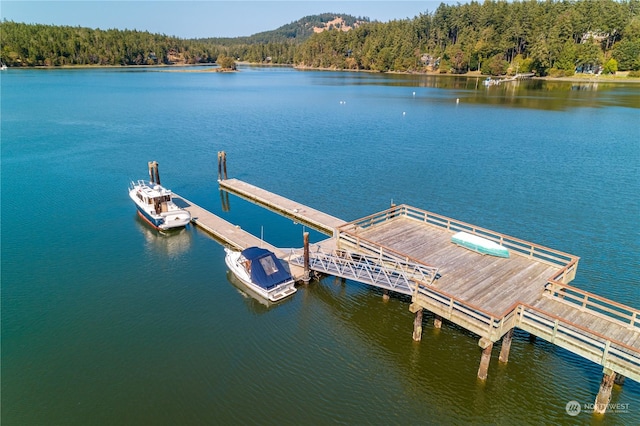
[[198, 13, 369, 45]]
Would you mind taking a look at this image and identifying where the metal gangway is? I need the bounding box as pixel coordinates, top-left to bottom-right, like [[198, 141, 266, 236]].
[[289, 244, 439, 296]]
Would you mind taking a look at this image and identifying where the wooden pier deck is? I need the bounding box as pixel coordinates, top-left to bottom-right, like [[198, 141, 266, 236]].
[[214, 178, 639, 390], [334, 205, 640, 382], [342, 211, 564, 315]]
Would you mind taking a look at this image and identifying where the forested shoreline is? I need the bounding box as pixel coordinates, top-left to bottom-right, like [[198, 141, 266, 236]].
[[290, 0, 640, 76], [1, 0, 639, 76], [0, 21, 219, 66]]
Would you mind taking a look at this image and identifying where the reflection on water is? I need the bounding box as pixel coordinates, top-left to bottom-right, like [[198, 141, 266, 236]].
[[570, 82, 599, 91], [225, 270, 293, 312], [134, 215, 193, 257], [317, 71, 640, 110]]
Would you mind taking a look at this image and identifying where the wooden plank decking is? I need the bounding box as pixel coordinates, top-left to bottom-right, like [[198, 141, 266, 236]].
[[351, 216, 560, 315], [332, 205, 640, 380], [219, 178, 346, 235], [208, 178, 639, 382], [173, 194, 305, 279]]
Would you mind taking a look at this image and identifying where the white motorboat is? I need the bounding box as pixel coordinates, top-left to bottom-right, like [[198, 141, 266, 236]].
[[224, 247, 297, 302], [129, 161, 191, 231]]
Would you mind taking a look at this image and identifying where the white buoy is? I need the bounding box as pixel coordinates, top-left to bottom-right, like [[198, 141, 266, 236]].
[[456, 98, 460, 104], [403, 111, 406, 116]]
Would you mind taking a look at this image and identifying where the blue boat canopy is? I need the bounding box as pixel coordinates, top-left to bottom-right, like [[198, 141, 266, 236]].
[[241, 247, 293, 289]]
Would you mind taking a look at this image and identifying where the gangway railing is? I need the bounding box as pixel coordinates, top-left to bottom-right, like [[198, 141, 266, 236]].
[[289, 245, 439, 296]]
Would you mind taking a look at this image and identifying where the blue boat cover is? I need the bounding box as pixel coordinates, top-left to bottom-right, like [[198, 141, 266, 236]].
[[241, 247, 293, 290]]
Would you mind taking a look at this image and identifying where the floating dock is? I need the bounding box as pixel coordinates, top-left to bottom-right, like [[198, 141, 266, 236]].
[[219, 178, 346, 235], [178, 156, 639, 415]]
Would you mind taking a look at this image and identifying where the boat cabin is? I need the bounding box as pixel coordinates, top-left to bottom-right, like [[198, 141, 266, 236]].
[[133, 180, 174, 214]]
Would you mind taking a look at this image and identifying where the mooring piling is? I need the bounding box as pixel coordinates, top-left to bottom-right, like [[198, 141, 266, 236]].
[[217, 151, 228, 181], [303, 231, 310, 284], [148, 161, 160, 185]]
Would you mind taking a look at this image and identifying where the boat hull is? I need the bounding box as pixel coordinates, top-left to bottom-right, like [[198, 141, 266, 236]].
[[224, 248, 297, 302]]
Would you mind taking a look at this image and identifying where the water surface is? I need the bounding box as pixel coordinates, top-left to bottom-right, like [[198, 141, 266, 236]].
[[2, 66, 639, 424]]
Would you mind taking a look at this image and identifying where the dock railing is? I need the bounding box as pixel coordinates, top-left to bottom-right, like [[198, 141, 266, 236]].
[[516, 303, 640, 381], [544, 281, 640, 329], [413, 281, 640, 381], [338, 204, 639, 379], [338, 204, 579, 270], [289, 245, 439, 296], [412, 279, 519, 341], [336, 224, 437, 268]]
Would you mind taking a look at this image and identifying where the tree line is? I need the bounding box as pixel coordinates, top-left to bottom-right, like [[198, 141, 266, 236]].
[[2, 1, 639, 76], [292, 0, 640, 75], [0, 20, 219, 66]]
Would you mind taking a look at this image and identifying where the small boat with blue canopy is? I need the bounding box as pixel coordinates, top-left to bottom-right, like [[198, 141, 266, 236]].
[[224, 246, 297, 302]]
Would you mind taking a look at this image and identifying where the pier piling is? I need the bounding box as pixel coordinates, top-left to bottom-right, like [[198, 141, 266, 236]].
[[499, 329, 514, 363], [383, 289, 390, 301], [433, 315, 443, 329], [477, 339, 493, 381], [594, 368, 616, 414], [410, 303, 423, 341], [303, 232, 310, 284], [217, 151, 228, 181]]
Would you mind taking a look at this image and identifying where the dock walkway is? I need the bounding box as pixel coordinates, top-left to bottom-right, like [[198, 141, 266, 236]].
[[173, 194, 304, 278], [219, 178, 346, 235]]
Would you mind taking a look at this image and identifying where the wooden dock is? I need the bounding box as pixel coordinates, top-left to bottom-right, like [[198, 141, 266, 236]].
[[175, 163, 639, 413], [333, 205, 639, 388], [172, 193, 305, 279], [219, 178, 346, 235]]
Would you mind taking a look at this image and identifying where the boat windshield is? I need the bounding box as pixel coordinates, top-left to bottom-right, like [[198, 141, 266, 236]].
[[258, 255, 279, 276]]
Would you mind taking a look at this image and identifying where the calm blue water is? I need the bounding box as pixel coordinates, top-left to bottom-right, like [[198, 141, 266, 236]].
[[2, 66, 639, 425]]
